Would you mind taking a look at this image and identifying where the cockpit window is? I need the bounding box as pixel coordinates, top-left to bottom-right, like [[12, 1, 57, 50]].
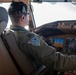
[[31, 2, 76, 27], [0, 2, 76, 29]]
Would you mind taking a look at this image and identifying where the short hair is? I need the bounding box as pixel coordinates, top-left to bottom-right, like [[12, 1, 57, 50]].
[[8, 1, 27, 23]]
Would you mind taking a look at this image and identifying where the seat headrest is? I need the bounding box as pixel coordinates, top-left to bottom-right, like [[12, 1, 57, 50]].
[[0, 7, 8, 33]]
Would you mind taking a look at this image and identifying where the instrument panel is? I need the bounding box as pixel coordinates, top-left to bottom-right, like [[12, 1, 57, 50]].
[[35, 21, 76, 75], [35, 20, 76, 54], [36, 34, 76, 75], [45, 35, 76, 54]]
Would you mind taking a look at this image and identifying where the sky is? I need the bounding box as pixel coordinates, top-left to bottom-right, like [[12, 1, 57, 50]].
[[0, 2, 76, 28], [32, 2, 76, 27]]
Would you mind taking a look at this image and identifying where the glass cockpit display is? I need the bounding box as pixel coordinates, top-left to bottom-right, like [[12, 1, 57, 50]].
[[65, 38, 76, 53], [53, 38, 64, 48]]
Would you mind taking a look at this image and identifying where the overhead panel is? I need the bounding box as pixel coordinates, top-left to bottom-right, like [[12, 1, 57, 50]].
[[0, 0, 73, 2], [33, 0, 71, 2], [0, 0, 29, 4], [0, 0, 17, 2]]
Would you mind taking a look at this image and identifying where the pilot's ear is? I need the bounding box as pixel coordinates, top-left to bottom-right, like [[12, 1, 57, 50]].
[[21, 15, 25, 21]]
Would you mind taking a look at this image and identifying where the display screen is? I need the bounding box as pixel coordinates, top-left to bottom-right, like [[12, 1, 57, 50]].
[[53, 38, 64, 48], [65, 38, 76, 53]]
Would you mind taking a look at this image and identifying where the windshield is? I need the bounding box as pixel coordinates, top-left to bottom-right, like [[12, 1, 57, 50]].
[[0, 2, 76, 29], [31, 2, 76, 27]]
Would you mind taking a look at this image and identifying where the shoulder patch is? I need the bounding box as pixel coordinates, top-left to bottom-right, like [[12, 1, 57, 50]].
[[28, 36, 40, 46]]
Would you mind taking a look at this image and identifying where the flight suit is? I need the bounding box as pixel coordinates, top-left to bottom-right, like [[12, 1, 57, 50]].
[[10, 25, 76, 72]]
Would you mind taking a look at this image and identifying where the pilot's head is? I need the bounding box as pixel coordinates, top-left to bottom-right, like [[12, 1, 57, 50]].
[[8, 1, 29, 26]]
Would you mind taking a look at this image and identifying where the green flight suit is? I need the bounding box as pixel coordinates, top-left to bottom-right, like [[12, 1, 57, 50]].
[[10, 25, 76, 72]]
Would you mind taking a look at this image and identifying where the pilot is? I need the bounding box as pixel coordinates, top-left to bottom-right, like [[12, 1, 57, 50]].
[[8, 1, 76, 74]]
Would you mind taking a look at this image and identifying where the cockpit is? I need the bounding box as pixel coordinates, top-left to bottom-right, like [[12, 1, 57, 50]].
[[0, 0, 76, 75]]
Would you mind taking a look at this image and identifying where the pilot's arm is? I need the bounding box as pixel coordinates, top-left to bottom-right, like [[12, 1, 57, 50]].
[[24, 32, 76, 71]]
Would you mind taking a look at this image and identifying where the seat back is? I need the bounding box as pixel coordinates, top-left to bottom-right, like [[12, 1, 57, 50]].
[[0, 36, 20, 75], [2, 30, 36, 75], [0, 7, 20, 75]]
